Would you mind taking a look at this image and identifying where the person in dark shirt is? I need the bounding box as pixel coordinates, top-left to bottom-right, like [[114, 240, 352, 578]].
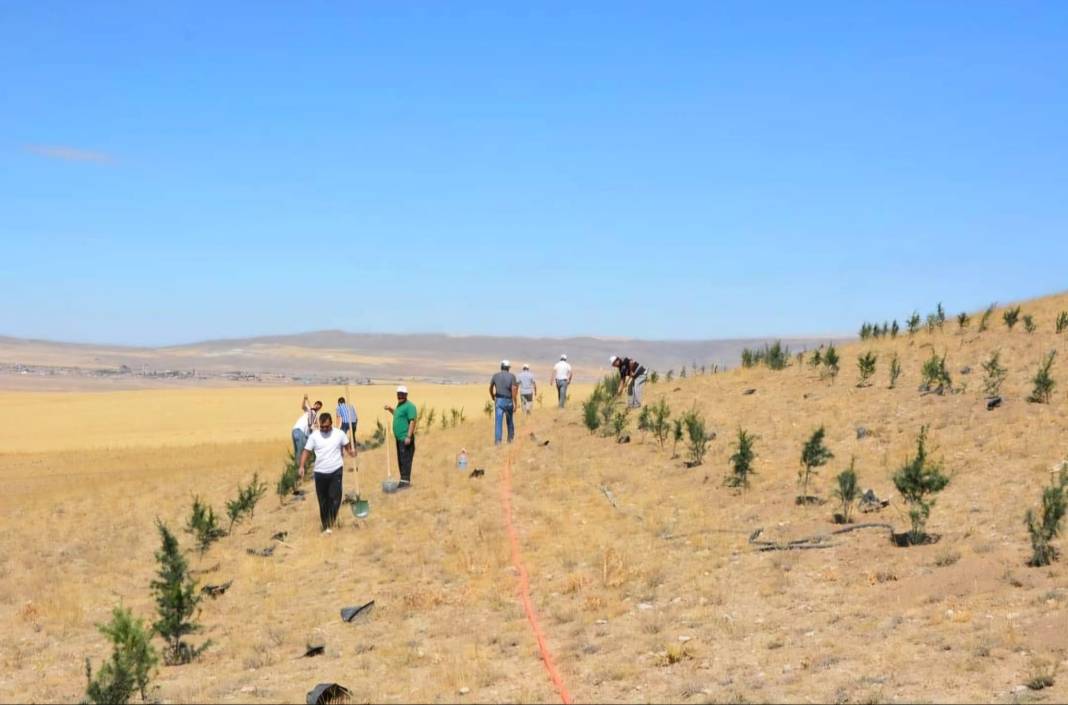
[[489, 360, 519, 445], [610, 355, 648, 408]]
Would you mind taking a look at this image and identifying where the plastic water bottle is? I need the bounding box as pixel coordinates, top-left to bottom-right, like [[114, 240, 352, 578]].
[[456, 449, 468, 470]]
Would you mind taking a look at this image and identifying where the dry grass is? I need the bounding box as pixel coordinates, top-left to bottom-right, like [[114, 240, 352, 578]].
[[4, 294, 1068, 702]]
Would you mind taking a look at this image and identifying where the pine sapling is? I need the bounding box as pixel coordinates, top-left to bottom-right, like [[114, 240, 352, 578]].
[[856, 351, 877, 387], [892, 426, 950, 545], [891, 320, 900, 338], [833, 458, 859, 524], [936, 302, 946, 330], [957, 312, 970, 331], [823, 344, 840, 380], [726, 428, 756, 489], [650, 398, 671, 447], [982, 351, 1007, 398], [978, 303, 996, 332], [1025, 466, 1068, 567], [809, 348, 823, 368], [636, 405, 652, 441], [1003, 305, 1021, 330], [682, 409, 712, 467], [798, 426, 833, 504], [1027, 350, 1057, 404], [1023, 314, 1036, 334], [581, 396, 601, 434], [666, 369, 674, 382], [907, 312, 921, 336], [185, 497, 224, 554], [611, 408, 629, 440], [1057, 311, 1068, 335], [889, 353, 902, 389], [151, 521, 209, 665], [671, 418, 684, 459], [84, 606, 158, 705], [276, 450, 300, 500], [921, 351, 952, 395]]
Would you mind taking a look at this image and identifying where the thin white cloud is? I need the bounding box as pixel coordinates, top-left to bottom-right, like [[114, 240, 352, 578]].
[[24, 144, 115, 164]]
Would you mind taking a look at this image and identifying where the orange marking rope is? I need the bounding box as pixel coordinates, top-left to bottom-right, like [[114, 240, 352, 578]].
[[499, 445, 573, 705]]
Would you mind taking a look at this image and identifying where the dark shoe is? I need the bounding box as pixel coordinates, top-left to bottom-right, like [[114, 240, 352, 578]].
[[397, 481, 412, 491]]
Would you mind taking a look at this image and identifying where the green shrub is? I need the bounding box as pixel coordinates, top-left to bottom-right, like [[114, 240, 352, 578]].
[[907, 312, 922, 336], [765, 341, 790, 370], [1025, 466, 1068, 567], [726, 428, 756, 489], [891, 320, 900, 338], [978, 303, 996, 332], [925, 313, 938, 334], [581, 396, 601, 434], [823, 344, 840, 380], [1057, 311, 1068, 335], [1003, 306, 1021, 330], [366, 419, 387, 448], [225, 473, 267, 534], [1027, 350, 1057, 404], [1023, 315, 1037, 334], [665, 369, 674, 382], [679, 366, 687, 379], [833, 458, 859, 524], [682, 409, 712, 466], [892, 427, 950, 544], [809, 348, 823, 368], [921, 351, 951, 394], [649, 370, 660, 384], [650, 398, 671, 447], [889, 353, 902, 389], [859, 322, 873, 340], [483, 400, 493, 417], [982, 351, 1007, 397], [856, 351, 877, 387], [611, 409, 630, 440], [185, 497, 224, 554], [150, 521, 209, 665], [798, 426, 833, 501], [84, 606, 158, 704], [935, 302, 946, 330], [957, 312, 970, 331], [671, 418, 684, 459], [276, 450, 300, 499]]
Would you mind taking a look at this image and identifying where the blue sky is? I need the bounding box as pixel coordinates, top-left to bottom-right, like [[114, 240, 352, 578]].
[[2, 2, 1066, 346]]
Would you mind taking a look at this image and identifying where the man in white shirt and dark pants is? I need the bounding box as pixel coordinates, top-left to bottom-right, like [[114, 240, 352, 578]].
[[299, 412, 355, 534], [552, 354, 573, 408]]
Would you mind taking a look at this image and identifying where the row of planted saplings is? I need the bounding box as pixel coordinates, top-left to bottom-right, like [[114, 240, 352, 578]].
[[723, 423, 1068, 565], [858, 302, 1068, 339], [83, 473, 268, 704]]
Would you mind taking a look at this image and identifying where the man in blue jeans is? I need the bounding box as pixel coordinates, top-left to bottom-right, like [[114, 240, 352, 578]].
[[489, 360, 518, 445]]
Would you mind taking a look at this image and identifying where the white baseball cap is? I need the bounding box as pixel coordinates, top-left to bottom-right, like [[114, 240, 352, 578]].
[[396, 385, 408, 394], [522, 363, 530, 369], [560, 354, 567, 360], [501, 359, 510, 368], [609, 355, 618, 364]]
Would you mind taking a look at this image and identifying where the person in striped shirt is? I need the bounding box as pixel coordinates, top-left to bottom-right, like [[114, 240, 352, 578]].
[[336, 396, 358, 446]]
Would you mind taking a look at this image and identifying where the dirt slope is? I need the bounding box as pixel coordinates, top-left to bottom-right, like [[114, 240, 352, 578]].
[[3, 293, 1068, 703]]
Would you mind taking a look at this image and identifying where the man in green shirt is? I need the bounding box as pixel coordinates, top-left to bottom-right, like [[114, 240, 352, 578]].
[[384, 385, 417, 489]]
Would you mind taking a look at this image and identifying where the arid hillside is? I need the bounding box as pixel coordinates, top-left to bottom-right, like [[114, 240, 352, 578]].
[[2, 293, 1068, 704]]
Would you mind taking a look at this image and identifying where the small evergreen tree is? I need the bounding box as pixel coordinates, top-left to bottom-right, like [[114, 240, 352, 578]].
[[1025, 466, 1068, 567], [1003, 305, 1021, 330], [276, 450, 300, 500], [650, 398, 671, 447], [978, 302, 996, 332], [935, 302, 946, 330], [185, 497, 224, 554], [682, 409, 712, 466], [859, 322, 872, 340], [833, 458, 859, 524], [921, 351, 952, 394], [982, 350, 1007, 397], [85, 606, 158, 704], [726, 428, 756, 489], [581, 396, 601, 434], [890, 320, 900, 338], [611, 408, 630, 440], [649, 370, 660, 384], [925, 313, 938, 334], [483, 400, 493, 417], [957, 312, 970, 331], [1057, 311, 1068, 335], [679, 366, 687, 379], [1023, 314, 1037, 334], [892, 427, 950, 544], [889, 353, 902, 389], [823, 344, 840, 380], [856, 351, 877, 387], [636, 405, 652, 441], [150, 521, 208, 665], [798, 426, 833, 502], [1027, 350, 1057, 404], [665, 369, 674, 382], [226, 473, 267, 533], [671, 418, 684, 459], [907, 312, 922, 336], [809, 348, 823, 367], [765, 340, 790, 370]]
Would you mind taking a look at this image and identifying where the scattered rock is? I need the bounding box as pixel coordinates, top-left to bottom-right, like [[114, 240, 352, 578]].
[[340, 601, 375, 623], [469, 468, 485, 479], [302, 643, 325, 658], [638, 602, 654, 611], [986, 395, 1003, 411], [201, 580, 233, 598], [743, 388, 757, 396], [617, 434, 631, 444], [458, 687, 470, 696], [858, 489, 889, 513], [855, 426, 870, 440], [246, 546, 275, 558], [271, 531, 288, 542], [960, 366, 972, 375], [678, 635, 692, 643]]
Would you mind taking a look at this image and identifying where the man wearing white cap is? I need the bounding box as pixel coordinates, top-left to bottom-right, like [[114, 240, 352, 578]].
[[489, 360, 518, 445], [517, 363, 537, 415], [552, 354, 573, 408], [384, 385, 417, 489]]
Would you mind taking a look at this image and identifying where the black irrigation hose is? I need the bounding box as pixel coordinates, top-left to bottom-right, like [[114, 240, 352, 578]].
[[749, 522, 895, 552]]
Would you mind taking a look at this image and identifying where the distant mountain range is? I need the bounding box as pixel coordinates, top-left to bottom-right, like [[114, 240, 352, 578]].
[[0, 330, 850, 385]]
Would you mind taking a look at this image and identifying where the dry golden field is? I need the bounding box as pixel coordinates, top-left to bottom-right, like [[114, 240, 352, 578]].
[[3, 294, 1068, 703]]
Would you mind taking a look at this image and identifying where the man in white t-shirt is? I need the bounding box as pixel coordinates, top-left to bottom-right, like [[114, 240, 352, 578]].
[[290, 394, 322, 461], [299, 412, 355, 534], [552, 354, 573, 408]]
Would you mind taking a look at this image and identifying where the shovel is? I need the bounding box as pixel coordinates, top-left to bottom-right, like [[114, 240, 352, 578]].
[[382, 417, 400, 493]]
